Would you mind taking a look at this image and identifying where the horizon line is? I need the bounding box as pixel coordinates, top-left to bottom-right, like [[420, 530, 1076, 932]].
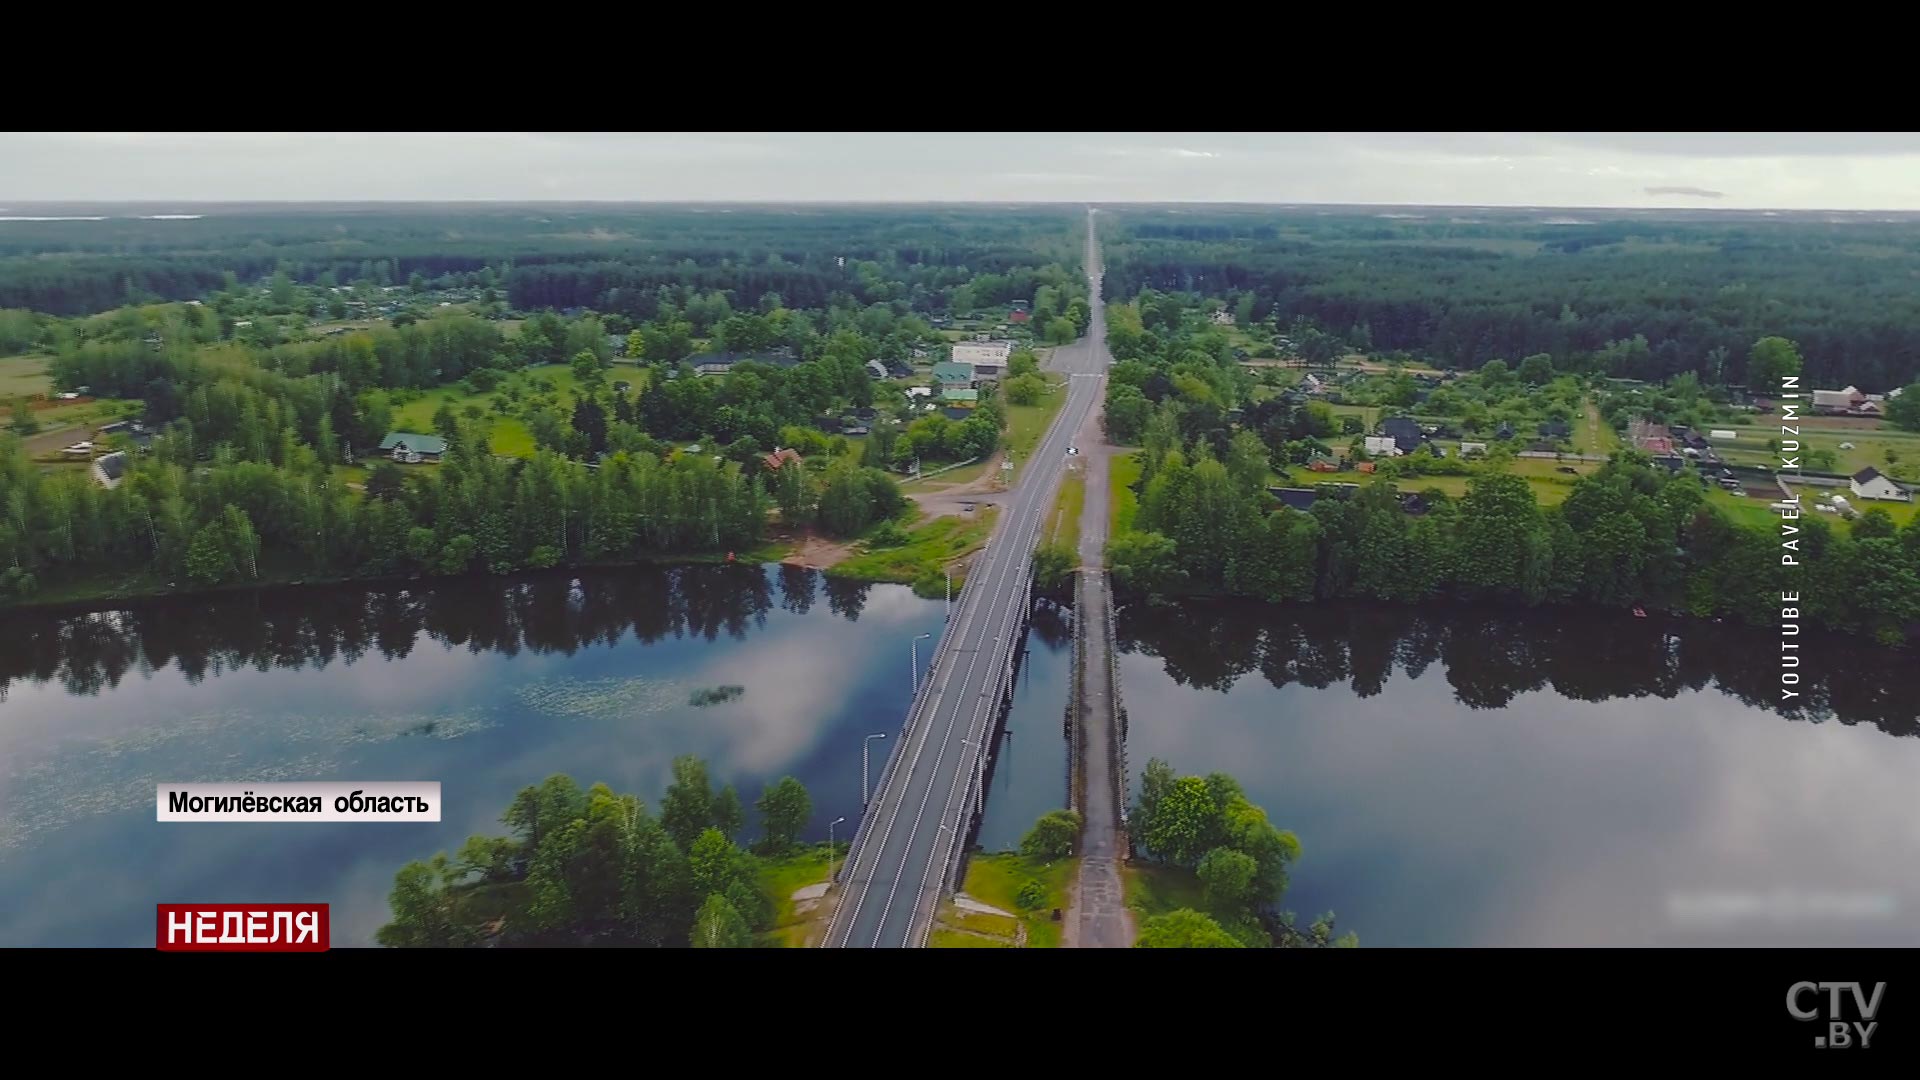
[[6, 198, 1920, 215]]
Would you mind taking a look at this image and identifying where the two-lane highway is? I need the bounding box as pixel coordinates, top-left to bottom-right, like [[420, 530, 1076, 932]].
[[825, 210, 1110, 948]]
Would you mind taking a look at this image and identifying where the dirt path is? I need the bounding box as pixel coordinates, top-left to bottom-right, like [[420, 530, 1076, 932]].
[[781, 531, 857, 570], [1062, 386, 1136, 949]]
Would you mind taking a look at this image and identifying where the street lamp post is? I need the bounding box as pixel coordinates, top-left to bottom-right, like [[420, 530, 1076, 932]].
[[960, 737, 986, 819], [862, 732, 887, 807], [828, 816, 847, 886], [911, 632, 932, 695]]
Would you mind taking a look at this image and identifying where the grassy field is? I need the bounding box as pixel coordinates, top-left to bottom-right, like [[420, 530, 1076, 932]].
[[387, 362, 639, 460], [829, 507, 998, 592], [1708, 418, 1920, 481], [1575, 399, 1620, 455], [1276, 455, 1596, 507], [928, 928, 1011, 948], [1048, 471, 1085, 548], [1121, 861, 1206, 923], [1699, 485, 1920, 531], [909, 456, 993, 489], [1325, 402, 1379, 431], [927, 852, 1076, 948], [1110, 451, 1142, 536], [1002, 372, 1069, 480], [756, 846, 834, 948], [1705, 487, 1794, 530], [0, 354, 52, 400]]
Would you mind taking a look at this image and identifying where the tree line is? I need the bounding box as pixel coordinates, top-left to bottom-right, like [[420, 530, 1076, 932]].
[[0, 205, 1086, 317], [1100, 208, 1920, 392], [1129, 761, 1355, 949], [379, 760, 817, 947], [1112, 435, 1920, 644]]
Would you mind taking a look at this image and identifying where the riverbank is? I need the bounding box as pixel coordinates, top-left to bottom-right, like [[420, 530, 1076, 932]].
[[825, 507, 997, 597], [0, 540, 799, 615], [927, 852, 1075, 948]]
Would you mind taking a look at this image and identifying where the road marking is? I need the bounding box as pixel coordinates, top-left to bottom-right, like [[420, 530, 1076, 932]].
[[825, 279, 1111, 947]]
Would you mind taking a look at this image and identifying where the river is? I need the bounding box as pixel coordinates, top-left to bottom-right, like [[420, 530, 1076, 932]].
[[0, 565, 949, 946], [5, 570, 1913, 947], [1116, 600, 1920, 946]]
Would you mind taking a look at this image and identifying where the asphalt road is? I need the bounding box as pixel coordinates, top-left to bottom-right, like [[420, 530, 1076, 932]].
[[824, 211, 1110, 948]]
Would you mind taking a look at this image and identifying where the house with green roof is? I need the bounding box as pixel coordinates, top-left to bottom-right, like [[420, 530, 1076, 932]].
[[932, 361, 975, 387], [378, 432, 447, 463], [941, 387, 979, 405]]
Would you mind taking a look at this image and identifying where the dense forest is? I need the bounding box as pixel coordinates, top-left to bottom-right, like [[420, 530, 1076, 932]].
[[1099, 206, 1920, 391], [378, 760, 820, 947], [0, 204, 1084, 317]]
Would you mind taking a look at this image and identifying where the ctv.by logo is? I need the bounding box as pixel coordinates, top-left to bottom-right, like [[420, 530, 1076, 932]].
[[1787, 982, 1885, 1049]]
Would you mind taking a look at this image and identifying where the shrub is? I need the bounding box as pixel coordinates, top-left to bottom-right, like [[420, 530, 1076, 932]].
[[1015, 878, 1047, 911], [1019, 809, 1081, 859]]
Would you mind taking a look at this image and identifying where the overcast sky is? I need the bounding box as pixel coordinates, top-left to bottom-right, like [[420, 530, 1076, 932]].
[[6, 132, 1920, 209]]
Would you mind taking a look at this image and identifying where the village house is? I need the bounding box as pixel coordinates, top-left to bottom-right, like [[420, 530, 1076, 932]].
[[1812, 386, 1864, 413], [865, 359, 889, 379], [941, 387, 980, 406], [1364, 435, 1401, 457], [763, 447, 803, 472], [91, 451, 127, 490], [1850, 466, 1913, 502], [687, 349, 800, 376], [1269, 487, 1318, 511], [932, 361, 975, 388], [1380, 416, 1423, 453], [951, 340, 1013, 367], [1208, 310, 1235, 326], [905, 386, 933, 399], [379, 432, 447, 464]]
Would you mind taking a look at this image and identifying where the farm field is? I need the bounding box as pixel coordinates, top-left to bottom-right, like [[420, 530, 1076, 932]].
[[0, 354, 53, 400], [1708, 418, 1920, 481]]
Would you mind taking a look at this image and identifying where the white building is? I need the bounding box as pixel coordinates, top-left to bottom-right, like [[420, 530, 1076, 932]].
[[1363, 436, 1402, 457], [951, 341, 1013, 367], [1708, 429, 1736, 440], [1851, 466, 1913, 502]]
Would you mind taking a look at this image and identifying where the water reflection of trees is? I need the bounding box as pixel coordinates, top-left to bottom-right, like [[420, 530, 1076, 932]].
[[0, 566, 877, 700], [1119, 600, 1918, 739]]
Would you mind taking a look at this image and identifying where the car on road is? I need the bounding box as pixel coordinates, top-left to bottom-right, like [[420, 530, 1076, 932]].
[[1066, 446, 1079, 456]]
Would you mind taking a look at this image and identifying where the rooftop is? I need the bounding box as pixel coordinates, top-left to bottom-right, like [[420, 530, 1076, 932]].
[[378, 432, 448, 455]]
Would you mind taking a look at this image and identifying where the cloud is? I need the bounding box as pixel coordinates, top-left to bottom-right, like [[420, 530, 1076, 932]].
[[1645, 185, 1726, 199], [1169, 148, 1218, 159]]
